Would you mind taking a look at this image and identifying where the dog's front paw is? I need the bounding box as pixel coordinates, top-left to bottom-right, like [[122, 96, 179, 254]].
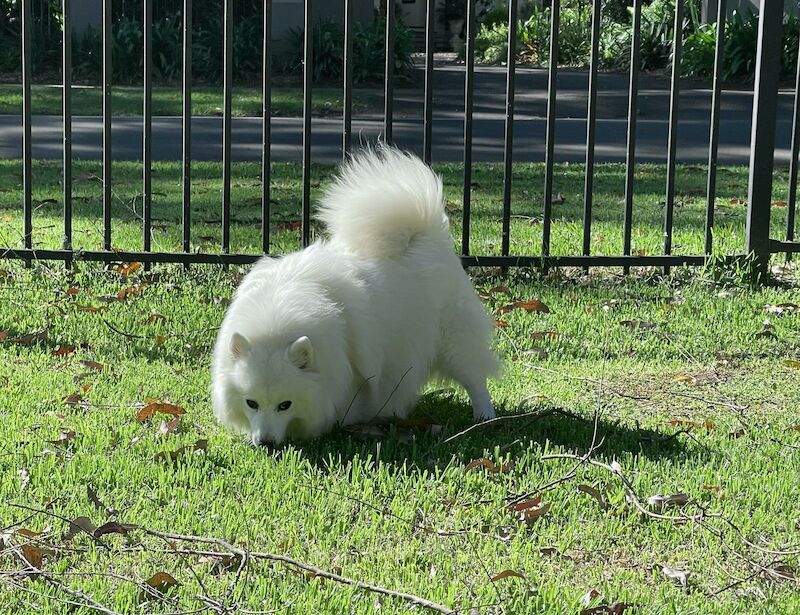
[[472, 402, 496, 422]]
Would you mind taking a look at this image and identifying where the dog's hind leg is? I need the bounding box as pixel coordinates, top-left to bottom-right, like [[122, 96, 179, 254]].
[[435, 288, 498, 421]]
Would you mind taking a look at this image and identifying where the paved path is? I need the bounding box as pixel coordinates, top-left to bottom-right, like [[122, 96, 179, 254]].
[[0, 66, 796, 164]]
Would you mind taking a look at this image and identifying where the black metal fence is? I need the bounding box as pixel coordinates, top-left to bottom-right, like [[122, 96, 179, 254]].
[[2, 0, 800, 277]]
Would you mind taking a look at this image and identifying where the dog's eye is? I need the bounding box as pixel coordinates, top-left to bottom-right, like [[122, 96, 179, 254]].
[[246, 399, 259, 410], [277, 400, 292, 412]]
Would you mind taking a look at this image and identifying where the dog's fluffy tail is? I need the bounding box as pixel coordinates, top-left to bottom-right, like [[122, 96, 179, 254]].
[[318, 146, 450, 259]]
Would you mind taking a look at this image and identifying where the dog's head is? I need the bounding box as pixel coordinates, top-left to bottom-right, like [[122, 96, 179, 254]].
[[212, 332, 336, 446]]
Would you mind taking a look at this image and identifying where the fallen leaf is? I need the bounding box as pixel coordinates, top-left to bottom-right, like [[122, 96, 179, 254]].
[[343, 423, 386, 438], [15, 528, 45, 539], [768, 564, 796, 581], [65, 286, 80, 295], [0, 330, 7, 341], [729, 198, 745, 205], [94, 521, 136, 538], [12, 329, 48, 346], [493, 319, 508, 328], [784, 359, 800, 369], [117, 285, 146, 301], [581, 589, 601, 608], [146, 312, 166, 325], [702, 484, 725, 498], [47, 430, 76, 446], [51, 345, 76, 357], [114, 262, 141, 276], [136, 401, 186, 422], [488, 285, 510, 294], [20, 544, 43, 569], [145, 571, 179, 593], [63, 393, 83, 407], [158, 416, 181, 436], [514, 299, 550, 313], [577, 484, 608, 510], [765, 303, 799, 316], [667, 418, 714, 430], [506, 496, 542, 513], [63, 516, 97, 542], [490, 569, 526, 582], [80, 360, 103, 372], [773, 200, 787, 207], [530, 331, 562, 340]]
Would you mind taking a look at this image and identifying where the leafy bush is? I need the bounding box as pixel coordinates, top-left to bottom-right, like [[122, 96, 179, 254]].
[[283, 13, 414, 84], [681, 23, 716, 78]]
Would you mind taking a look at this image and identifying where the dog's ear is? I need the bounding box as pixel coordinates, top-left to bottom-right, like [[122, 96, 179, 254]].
[[230, 332, 251, 360], [287, 336, 314, 370]]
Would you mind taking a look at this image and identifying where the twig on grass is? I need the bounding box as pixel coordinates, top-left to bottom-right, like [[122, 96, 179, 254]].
[[142, 528, 455, 614]]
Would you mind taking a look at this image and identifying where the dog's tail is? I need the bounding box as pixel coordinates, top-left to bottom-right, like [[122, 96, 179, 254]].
[[317, 146, 451, 259]]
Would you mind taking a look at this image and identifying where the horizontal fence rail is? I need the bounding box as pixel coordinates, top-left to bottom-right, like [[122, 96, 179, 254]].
[[2, 0, 798, 276]]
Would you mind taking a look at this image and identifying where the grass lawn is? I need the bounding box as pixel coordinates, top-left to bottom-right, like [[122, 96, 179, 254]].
[[0, 159, 795, 259], [1, 161, 800, 613], [0, 83, 383, 117]]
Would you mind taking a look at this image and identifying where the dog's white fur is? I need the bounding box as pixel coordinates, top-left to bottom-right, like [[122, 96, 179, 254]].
[[211, 147, 498, 445]]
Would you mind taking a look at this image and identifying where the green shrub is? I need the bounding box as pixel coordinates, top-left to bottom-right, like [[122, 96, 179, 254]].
[[283, 13, 414, 85], [682, 23, 716, 78]]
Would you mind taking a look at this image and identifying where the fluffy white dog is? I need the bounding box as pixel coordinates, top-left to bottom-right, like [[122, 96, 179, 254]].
[[211, 147, 498, 445]]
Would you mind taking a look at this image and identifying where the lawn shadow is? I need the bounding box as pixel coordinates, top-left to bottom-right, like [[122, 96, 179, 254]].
[[282, 393, 706, 475]]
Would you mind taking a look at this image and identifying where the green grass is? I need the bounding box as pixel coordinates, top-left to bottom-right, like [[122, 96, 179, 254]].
[[2, 161, 800, 613], [0, 83, 383, 117], [1, 261, 800, 613], [0, 159, 794, 259]]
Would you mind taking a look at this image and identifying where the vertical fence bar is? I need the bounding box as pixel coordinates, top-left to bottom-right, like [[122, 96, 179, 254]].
[[461, 0, 476, 257], [423, 0, 435, 164], [222, 0, 232, 254], [500, 0, 517, 257], [622, 0, 642, 272], [301, 0, 312, 247], [582, 0, 601, 267], [102, 0, 112, 251], [343, 0, 353, 158], [143, 0, 153, 263], [21, 0, 32, 262], [263, 0, 272, 253], [541, 0, 559, 259], [745, 1, 782, 279], [383, 0, 394, 144], [786, 26, 800, 260], [704, 0, 726, 255], [662, 0, 683, 273], [182, 0, 192, 256], [62, 0, 72, 260]]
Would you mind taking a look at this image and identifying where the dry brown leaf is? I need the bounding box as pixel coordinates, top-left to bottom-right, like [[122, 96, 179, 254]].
[[114, 262, 142, 276], [0, 330, 8, 342], [136, 401, 186, 423], [667, 418, 714, 430], [94, 521, 137, 538], [65, 286, 80, 295], [75, 304, 100, 313], [158, 416, 181, 436], [773, 200, 787, 207], [488, 285, 510, 294], [702, 484, 725, 498], [20, 544, 43, 569], [80, 360, 103, 372], [493, 319, 508, 329], [530, 331, 562, 340], [506, 496, 542, 513], [729, 198, 745, 205], [145, 571, 179, 593], [15, 528, 44, 539], [51, 345, 76, 357], [577, 484, 608, 510], [580, 589, 601, 608], [784, 359, 800, 369], [63, 393, 83, 407], [146, 312, 166, 325], [465, 458, 511, 474], [63, 516, 97, 542], [514, 299, 550, 313], [117, 285, 146, 301], [47, 430, 76, 446], [12, 329, 48, 346], [490, 569, 526, 582]]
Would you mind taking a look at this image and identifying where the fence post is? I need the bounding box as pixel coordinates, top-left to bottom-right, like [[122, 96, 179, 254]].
[[745, 2, 783, 280]]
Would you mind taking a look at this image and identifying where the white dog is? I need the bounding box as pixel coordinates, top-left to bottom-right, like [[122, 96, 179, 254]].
[[211, 147, 498, 445]]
